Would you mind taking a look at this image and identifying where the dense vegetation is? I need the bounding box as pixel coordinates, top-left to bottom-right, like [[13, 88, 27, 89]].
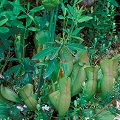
[[0, 0, 120, 119]]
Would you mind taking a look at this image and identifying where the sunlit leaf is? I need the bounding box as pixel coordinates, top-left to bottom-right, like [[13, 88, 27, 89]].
[[18, 84, 38, 111], [32, 47, 57, 60], [1, 85, 22, 104], [30, 5, 44, 13], [78, 16, 93, 23], [0, 18, 8, 26], [9, 1, 26, 13], [66, 43, 86, 51]]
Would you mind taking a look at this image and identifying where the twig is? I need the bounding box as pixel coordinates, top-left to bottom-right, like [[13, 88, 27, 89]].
[[1, 51, 13, 72]]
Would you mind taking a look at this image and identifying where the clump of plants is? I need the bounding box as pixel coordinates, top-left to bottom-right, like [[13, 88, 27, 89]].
[[0, 0, 120, 119]]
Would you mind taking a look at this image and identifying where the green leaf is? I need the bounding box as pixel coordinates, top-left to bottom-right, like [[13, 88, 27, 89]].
[[18, 84, 38, 111], [0, 0, 7, 8], [0, 27, 9, 33], [58, 15, 64, 19], [10, 20, 24, 28], [58, 77, 71, 117], [67, 4, 74, 16], [17, 15, 28, 19], [32, 47, 57, 60], [108, 0, 118, 7], [20, 73, 32, 85], [78, 16, 93, 23], [0, 94, 11, 119], [1, 85, 23, 104], [49, 90, 60, 111], [34, 62, 47, 67], [43, 59, 56, 79], [72, 27, 84, 36], [28, 27, 40, 31], [14, 64, 22, 77], [0, 18, 8, 26], [30, 5, 44, 13], [7, 65, 22, 77], [82, 109, 95, 117], [26, 12, 34, 28], [50, 45, 62, 60], [0, 93, 9, 105], [27, 14, 35, 22], [95, 109, 115, 120], [35, 30, 48, 44], [66, 43, 86, 51], [9, 1, 26, 13], [71, 36, 83, 42], [6, 58, 19, 61], [13, 0, 21, 15]]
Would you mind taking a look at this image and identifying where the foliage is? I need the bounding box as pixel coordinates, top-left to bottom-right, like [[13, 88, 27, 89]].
[[0, 0, 119, 119]]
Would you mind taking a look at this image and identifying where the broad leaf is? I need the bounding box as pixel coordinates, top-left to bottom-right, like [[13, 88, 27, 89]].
[[30, 5, 44, 13], [26, 12, 34, 28], [0, 18, 8, 26], [28, 27, 40, 31], [0, 27, 9, 33], [0, 0, 7, 8], [95, 109, 115, 120], [32, 47, 57, 60], [43, 59, 56, 79], [58, 77, 71, 117], [72, 27, 84, 36], [1, 85, 22, 104], [108, 0, 118, 7], [71, 36, 83, 43], [35, 30, 48, 44], [9, 1, 26, 13], [49, 90, 60, 111], [60, 46, 73, 77], [18, 84, 38, 111], [78, 16, 93, 23], [66, 43, 86, 51]]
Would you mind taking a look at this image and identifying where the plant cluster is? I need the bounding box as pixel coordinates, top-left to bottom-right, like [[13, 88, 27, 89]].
[[0, 0, 119, 119]]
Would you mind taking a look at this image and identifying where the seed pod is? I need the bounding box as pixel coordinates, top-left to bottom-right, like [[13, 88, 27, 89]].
[[14, 34, 25, 60], [71, 63, 86, 97], [78, 0, 95, 8], [82, 65, 100, 101], [42, 0, 60, 8], [60, 46, 73, 77], [100, 59, 114, 99]]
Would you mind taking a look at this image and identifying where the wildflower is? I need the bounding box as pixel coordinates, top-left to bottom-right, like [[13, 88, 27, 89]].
[[42, 105, 50, 111], [17, 105, 24, 111]]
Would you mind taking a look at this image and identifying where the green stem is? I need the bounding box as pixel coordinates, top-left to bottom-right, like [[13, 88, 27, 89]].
[[52, 7, 58, 43], [49, 9, 54, 43]]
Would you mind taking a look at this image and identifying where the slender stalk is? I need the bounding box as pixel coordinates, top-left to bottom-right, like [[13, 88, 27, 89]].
[[49, 9, 54, 44], [52, 7, 58, 43]]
